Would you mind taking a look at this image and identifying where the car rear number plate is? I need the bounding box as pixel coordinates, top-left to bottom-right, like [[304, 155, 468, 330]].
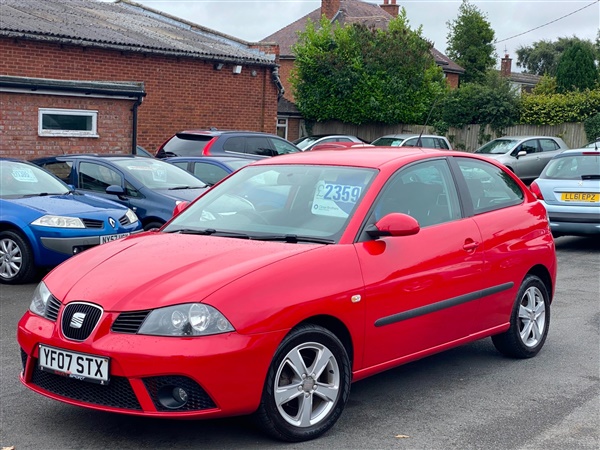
[[561, 192, 599, 202], [100, 232, 130, 244], [38, 345, 109, 384]]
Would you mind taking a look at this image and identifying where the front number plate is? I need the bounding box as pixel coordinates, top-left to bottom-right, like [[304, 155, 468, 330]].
[[100, 233, 130, 244], [561, 192, 599, 202], [38, 345, 110, 384]]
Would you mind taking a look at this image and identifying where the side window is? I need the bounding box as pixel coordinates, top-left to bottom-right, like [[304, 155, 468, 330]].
[[193, 163, 229, 185], [436, 139, 450, 150], [455, 158, 524, 214], [520, 140, 539, 155], [539, 139, 560, 152], [39, 161, 72, 183], [170, 162, 188, 171], [222, 137, 245, 154], [246, 137, 275, 157], [79, 162, 121, 192], [374, 159, 461, 227], [402, 138, 418, 147], [125, 180, 140, 197], [270, 138, 300, 155]]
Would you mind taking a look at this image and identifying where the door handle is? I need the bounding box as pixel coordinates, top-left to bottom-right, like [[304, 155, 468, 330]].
[[463, 240, 479, 252]]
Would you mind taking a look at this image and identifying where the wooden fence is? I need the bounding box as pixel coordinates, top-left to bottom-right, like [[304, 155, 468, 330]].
[[309, 121, 588, 152]]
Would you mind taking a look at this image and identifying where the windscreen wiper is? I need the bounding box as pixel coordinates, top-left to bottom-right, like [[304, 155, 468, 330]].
[[166, 228, 250, 238], [169, 185, 206, 190], [250, 234, 334, 244], [581, 175, 600, 180]]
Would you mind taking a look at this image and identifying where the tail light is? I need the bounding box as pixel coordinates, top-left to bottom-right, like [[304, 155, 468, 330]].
[[201, 138, 218, 156], [529, 181, 544, 200]]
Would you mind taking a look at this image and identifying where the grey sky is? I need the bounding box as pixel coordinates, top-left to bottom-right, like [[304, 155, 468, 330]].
[[134, 0, 600, 70]]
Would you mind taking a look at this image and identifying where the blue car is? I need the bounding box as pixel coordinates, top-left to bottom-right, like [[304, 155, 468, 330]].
[[32, 155, 209, 230], [164, 155, 253, 185], [0, 159, 141, 284]]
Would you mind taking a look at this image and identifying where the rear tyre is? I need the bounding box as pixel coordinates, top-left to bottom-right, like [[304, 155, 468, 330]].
[[255, 324, 351, 442], [492, 275, 550, 358], [0, 230, 37, 284]]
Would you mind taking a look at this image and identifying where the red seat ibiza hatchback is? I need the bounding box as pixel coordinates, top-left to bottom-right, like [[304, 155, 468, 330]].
[[17, 147, 557, 442]]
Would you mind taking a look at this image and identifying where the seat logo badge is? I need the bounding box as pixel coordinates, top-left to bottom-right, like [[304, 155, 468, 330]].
[[351, 295, 361, 303], [109, 217, 116, 228], [70, 312, 86, 329]]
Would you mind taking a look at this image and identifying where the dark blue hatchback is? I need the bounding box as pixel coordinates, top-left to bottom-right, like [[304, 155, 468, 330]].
[[32, 155, 208, 230]]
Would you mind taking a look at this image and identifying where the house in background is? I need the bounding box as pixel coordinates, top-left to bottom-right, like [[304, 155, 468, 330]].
[[499, 54, 541, 93], [262, 0, 465, 141], [0, 0, 281, 159]]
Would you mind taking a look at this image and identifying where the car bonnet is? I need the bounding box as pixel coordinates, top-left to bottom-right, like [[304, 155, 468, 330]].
[[43, 232, 319, 311], [9, 194, 128, 217]]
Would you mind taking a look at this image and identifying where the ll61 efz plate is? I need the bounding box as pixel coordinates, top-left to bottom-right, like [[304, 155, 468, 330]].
[[38, 345, 110, 384]]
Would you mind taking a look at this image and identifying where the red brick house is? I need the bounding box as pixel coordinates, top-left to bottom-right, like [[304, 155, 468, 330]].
[[262, 0, 465, 141], [0, 0, 282, 159]]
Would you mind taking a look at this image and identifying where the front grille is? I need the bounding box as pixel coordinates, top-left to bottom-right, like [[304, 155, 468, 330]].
[[118, 214, 130, 226], [61, 303, 103, 341], [82, 219, 104, 229], [31, 365, 141, 410], [111, 310, 150, 334], [45, 296, 62, 322], [143, 375, 216, 411], [20, 348, 28, 370]]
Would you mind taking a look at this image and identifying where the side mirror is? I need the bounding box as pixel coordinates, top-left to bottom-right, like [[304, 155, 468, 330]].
[[105, 185, 125, 195], [366, 213, 420, 238], [173, 201, 190, 217], [516, 150, 527, 158]]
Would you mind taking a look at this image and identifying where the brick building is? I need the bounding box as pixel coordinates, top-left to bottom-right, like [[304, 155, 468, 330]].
[[262, 0, 465, 141], [0, 0, 282, 159]]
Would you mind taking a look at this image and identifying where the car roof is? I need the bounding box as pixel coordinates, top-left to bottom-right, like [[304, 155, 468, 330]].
[[32, 154, 146, 163], [553, 148, 600, 156], [164, 155, 255, 163], [249, 147, 465, 170], [376, 134, 445, 139], [175, 129, 279, 137]]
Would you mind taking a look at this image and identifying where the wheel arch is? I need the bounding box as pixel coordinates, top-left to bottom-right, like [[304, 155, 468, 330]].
[[296, 315, 354, 366], [0, 221, 42, 264], [527, 264, 554, 303]]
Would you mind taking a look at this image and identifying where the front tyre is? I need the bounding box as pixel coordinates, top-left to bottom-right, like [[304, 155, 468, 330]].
[[255, 324, 351, 442], [0, 230, 37, 284], [492, 274, 550, 358]]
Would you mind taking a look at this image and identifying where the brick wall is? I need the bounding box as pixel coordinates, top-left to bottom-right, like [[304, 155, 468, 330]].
[[0, 38, 279, 158], [0, 92, 133, 158]]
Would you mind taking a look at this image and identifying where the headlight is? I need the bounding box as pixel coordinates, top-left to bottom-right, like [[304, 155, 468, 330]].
[[138, 303, 234, 336], [31, 215, 85, 228], [29, 281, 52, 317], [125, 208, 139, 224]]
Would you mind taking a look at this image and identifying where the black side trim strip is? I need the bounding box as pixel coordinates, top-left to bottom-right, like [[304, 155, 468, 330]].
[[374, 282, 514, 327]]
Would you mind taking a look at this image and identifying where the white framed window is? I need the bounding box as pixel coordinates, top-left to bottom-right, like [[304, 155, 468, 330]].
[[38, 108, 98, 137], [276, 117, 288, 140]]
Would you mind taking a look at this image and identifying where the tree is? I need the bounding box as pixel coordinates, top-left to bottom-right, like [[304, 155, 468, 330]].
[[445, 0, 496, 84], [516, 36, 598, 76], [555, 41, 599, 93], [291, 11, 447, 125], [437, 72, 520, 140]]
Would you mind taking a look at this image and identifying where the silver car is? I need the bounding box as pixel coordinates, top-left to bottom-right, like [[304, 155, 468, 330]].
[[371, 133, 452, 150], [474, 136, 569, 183], [529, 148, 600, 237]]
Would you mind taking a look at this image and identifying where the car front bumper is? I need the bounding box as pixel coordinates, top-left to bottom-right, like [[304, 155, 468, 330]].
[[17, 311, 286, 418]]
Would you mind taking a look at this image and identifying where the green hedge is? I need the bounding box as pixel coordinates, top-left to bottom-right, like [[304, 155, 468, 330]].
[[519, 89, 600, 125]]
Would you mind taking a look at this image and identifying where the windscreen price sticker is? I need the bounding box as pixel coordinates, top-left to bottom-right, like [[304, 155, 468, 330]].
[[38, 345, 110, 384], [11, 168, 38, 183], [312, 181, 362, 217]]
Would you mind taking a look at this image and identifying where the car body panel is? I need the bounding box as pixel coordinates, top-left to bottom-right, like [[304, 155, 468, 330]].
[[17, 148, 557, 425], [293, 135, 366, 151], [370, 134, 452, 150]]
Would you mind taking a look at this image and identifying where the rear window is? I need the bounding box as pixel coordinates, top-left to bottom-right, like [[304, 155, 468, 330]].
[[543, 154, 600, 179], [162, 135, 214, 157]]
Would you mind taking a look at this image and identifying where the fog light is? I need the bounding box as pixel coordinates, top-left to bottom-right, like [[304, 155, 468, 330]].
[[157, 385, 189, 409], [73, 247, 81, 254]]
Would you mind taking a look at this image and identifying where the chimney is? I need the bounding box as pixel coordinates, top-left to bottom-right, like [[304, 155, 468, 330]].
[[321, 0, 341, 20], [500, 54, 512, 77], [380, 0, 399, 17]]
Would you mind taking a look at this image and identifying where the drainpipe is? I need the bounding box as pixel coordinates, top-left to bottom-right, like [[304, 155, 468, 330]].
[[131, 95, 143, 154]]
